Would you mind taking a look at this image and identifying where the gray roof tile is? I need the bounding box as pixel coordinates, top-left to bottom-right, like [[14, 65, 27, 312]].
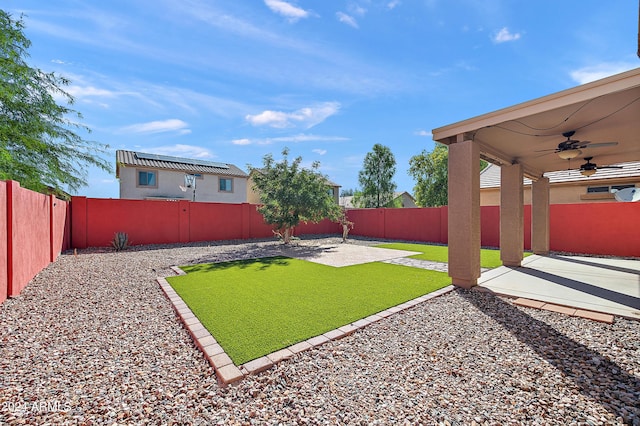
[[116, 150, 248, 178]]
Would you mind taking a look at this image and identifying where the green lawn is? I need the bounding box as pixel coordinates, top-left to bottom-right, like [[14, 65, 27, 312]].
[[374, 242, 531, 269], [167, 257, 450, 365]]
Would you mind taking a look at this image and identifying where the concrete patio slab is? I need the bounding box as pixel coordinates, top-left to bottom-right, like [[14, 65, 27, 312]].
[[282, 243, 421, 267], [478, 254, 640, 320]]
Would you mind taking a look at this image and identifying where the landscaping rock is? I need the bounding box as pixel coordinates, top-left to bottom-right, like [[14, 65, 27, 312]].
[[0, 237, 638, 424]]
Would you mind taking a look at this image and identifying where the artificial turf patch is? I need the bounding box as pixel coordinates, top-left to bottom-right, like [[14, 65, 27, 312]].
[[374, 242, 531, 269], [167, 257, 450, 365]]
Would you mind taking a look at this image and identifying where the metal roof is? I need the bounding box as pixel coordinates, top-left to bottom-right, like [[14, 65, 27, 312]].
[[116, 150, 248, 178], [480, 161, 640, 189]]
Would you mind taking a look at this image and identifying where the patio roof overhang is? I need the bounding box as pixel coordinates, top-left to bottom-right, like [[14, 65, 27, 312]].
[[432, 67, 640, 180]]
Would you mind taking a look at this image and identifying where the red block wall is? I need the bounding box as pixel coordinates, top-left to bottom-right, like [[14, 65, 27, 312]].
[[346, 207, 445, 243], [1, 180, 70, 302], [550, 202, 640, 257], [480, 205, 532, 249], [68, 196, 640, 258], [348, 209, 386, 239], [248, 206, 277, 239], [0, 182, 7, 304], [190, 202, 244, 242]]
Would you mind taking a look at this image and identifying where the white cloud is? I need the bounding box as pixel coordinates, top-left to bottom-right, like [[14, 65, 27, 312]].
[[493, 27, 521, 43], [66, 85, 118, 98], [348, 4, 367, 16], [569, 62, 638, 85], [313, 149, 327, 155], [264, 0, 309, 22], [148, 144, 214, 159], [121, 119, 191, 134], [246, 102, 341, 129], [231, 134, 349, 146], [336, 12, 359, 28], [269, 133, 348, 143], [414, 130, 432, 137], [387, 0, 401, 10]]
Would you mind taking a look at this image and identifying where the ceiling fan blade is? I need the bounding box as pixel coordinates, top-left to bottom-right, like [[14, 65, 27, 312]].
[[582, 142, 618, 149], [598, 165, 623, 169]]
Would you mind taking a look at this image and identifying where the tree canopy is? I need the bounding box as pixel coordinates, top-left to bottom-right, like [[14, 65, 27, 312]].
[[248, 148, 342, 243], [409, 144, 488, 207], [0, 10, 110, 195], [355, 143, 397, 208], [408, 144, 448, 207]]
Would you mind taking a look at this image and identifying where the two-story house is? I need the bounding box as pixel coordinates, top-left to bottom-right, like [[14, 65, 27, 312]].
[[116, 150, 249, 203]]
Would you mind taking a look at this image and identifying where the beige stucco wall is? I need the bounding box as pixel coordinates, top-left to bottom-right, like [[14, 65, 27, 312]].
[[119, 167, 248, 203], [481, 179, 638, 206]]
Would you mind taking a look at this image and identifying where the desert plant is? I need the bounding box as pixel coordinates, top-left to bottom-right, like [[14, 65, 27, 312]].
[[111, 232, 130, 251], [337, 208, 354, 243]]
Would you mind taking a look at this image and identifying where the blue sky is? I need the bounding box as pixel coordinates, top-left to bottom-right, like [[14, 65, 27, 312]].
[[6, 0, 639, 198]]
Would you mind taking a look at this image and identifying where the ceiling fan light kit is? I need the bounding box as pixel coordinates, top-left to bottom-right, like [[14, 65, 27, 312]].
[[535, 130, 619, 161], [558, 149, 581, 160], [580, 168, 597, 177]]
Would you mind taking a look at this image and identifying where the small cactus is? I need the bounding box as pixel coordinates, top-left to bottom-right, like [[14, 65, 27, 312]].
[[111, 232, 130, 251]]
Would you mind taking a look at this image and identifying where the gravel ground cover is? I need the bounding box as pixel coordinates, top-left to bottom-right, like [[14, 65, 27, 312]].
[[0, 237, 638, 425]]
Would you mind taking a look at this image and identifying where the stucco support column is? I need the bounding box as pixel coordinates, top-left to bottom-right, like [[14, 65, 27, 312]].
[[447, 138, 481, 288], [531, 177, 550, 255], [500, 163, 524, 267]]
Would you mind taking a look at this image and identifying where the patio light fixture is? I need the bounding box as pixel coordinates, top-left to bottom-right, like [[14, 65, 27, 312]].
[[184, 174, 197, 201], [558, 149, 581, 160]]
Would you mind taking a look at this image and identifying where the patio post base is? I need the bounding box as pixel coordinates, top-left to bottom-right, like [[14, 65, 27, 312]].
[[451, 277, 477, 289]]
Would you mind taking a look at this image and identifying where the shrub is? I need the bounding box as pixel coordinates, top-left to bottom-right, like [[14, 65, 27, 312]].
[[111, 232, 130, 251]]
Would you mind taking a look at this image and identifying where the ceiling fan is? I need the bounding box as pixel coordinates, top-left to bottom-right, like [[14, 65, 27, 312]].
[[577, 156, 623, 177], [536, 130, 618, 159]]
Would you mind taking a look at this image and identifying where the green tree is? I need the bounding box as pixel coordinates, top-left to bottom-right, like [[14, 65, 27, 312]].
[[248, 148, 342, 243], [356, 143, 397, 208], [408, 144, 448, 207], [0, 11, 110, 195], [409, 143, 487, 207]]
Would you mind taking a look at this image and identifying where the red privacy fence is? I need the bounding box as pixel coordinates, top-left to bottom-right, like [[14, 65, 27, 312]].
[[70, 197, 342, 249], [70, 197, 639, 257], [3, 184, 639, 303], [1, 181, 70, 304]]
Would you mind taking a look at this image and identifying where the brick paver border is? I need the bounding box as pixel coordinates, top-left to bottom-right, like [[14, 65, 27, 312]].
[[157, 272, 454, 385], [513, 297, 614, 324]]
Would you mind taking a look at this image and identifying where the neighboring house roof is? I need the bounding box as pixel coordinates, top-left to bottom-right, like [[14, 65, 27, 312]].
[[394, 191, 416, 204], [116, 150, 248, 178], [480, 162, 640, 189]]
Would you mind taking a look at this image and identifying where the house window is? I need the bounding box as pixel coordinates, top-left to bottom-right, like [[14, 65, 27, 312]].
[[587, 184, 635, 193], [586, 186, 609, 193], [612, 184, 635, 191], [219, 177, 233, 192], [137, 170, 157, 187]]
